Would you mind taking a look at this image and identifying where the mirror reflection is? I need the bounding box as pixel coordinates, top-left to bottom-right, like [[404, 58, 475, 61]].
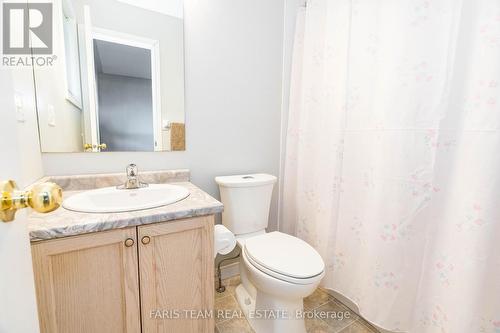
[[34, 0, 185, 152]]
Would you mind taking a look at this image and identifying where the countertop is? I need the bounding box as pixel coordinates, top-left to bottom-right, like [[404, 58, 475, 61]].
[[27, 170, 223, 242]]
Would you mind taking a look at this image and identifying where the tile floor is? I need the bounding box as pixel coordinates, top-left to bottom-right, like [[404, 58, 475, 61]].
[[214, 276, 379, 333]]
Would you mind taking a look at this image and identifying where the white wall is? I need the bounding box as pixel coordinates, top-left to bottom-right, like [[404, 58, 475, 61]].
[[1, 68, 44, 187], [42, 0, 285, 230], [35, 0, 83, 153]]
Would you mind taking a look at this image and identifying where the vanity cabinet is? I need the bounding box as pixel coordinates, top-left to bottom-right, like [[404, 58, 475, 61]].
[[138, 216, 214, 332], [31, 215, 215, 333], [31, 227, 141, 333]]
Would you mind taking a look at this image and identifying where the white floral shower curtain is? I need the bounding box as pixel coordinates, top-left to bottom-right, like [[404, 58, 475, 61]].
[[282, 0, 500, 332]]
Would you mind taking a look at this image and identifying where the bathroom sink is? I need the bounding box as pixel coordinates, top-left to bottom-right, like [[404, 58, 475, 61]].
[[62, 184, 190, 213]]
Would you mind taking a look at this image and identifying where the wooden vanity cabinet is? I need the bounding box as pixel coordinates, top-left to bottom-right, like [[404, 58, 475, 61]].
[[31, 227, 141, 333], [31, 215, 215, 333], [138, 215, 214, 333]]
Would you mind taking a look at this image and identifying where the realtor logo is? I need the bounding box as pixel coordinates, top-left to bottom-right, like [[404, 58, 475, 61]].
[[2, 2, 52, 54]]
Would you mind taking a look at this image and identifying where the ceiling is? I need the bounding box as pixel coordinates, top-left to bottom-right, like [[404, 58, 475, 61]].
[[93, 39, 152, 80], [117, 0, 183, 18]]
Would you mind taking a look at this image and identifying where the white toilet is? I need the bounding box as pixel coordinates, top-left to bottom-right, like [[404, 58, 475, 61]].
[[215, 174, 325, 333]]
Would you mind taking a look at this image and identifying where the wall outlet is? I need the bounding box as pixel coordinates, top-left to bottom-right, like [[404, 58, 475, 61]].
[[16, 109, 25, 123]]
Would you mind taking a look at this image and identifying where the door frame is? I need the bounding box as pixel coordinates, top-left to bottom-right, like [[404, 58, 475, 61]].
[[89, 27, 163, 151], [82, 6, 100, 150]]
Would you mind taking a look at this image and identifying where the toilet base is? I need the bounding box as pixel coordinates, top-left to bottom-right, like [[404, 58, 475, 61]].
[[235, 283, 307, 333], [235, 284, 255, 319]]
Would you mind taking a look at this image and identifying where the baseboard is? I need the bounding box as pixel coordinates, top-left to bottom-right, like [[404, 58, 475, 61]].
[[218, 261, 240, 280], [325, 289, 399, 333]]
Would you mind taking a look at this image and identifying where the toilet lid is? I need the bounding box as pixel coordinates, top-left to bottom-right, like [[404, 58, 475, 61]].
[[244, 232, 324, 279]]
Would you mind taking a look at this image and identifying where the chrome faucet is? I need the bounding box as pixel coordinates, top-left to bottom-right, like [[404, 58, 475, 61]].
[[117, 164, 148, 189]]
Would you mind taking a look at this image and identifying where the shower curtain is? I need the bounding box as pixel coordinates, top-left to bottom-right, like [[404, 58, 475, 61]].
[[282, 0, 500, 332]]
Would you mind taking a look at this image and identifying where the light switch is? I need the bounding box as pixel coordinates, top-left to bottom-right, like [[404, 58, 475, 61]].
[[162, 120, 171, 130], [14, 93, 23, 108], [14, 93, 25, 123], [47, 104, 56, 127]]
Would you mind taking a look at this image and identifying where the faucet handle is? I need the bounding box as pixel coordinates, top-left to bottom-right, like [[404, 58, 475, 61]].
[[126, 164, 138, 177], [117, 164, 148, 190]]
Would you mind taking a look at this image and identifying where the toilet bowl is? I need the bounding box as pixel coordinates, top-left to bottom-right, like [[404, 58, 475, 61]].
[[237, 232, 324, 333], [215, 174, 325, 333]]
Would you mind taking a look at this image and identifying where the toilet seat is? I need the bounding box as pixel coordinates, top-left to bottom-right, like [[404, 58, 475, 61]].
[[243, 232, 324, 285]]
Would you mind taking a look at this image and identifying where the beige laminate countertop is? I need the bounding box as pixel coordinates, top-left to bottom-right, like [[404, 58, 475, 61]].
[[27, 170, 223, 242]]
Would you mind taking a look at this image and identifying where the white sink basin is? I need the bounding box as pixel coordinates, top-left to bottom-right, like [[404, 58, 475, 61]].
[[63, 184, 190, 213]]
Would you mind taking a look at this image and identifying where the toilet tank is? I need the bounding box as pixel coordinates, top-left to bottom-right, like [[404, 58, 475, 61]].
[[215, 174, 277, 236]]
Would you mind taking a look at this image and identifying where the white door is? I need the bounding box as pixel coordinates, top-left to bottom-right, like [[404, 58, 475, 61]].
[[0, 211, 40, 333], [0, 70, 40, 332]]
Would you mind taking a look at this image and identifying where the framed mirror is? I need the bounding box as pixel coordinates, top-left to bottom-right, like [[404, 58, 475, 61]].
[[34, 0, 185, 152]]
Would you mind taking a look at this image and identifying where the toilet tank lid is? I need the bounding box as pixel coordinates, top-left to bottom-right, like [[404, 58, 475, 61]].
[[215, 174, 277, 188]]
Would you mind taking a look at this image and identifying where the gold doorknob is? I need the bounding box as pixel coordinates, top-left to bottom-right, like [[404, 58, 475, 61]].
[[1, 180, 63, 222], [83, 143, 93, 152], [124, 238, 135, 247], [141, 236, 151, 245]]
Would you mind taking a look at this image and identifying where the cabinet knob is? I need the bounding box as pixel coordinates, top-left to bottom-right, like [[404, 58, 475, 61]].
[[124, 238, 135, 247], [141, 236, 151, 245]]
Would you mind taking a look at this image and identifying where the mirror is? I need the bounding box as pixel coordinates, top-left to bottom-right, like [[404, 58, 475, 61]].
[[34, 0, 185, 152]]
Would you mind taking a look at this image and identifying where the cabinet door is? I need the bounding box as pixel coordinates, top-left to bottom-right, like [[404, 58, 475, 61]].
[[139, 216, 215, 333], [31, 228, 141, 333]]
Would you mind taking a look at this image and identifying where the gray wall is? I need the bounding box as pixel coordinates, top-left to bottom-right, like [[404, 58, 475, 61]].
[[41, 0, 285, 230], [97, 73, 154, 151]]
